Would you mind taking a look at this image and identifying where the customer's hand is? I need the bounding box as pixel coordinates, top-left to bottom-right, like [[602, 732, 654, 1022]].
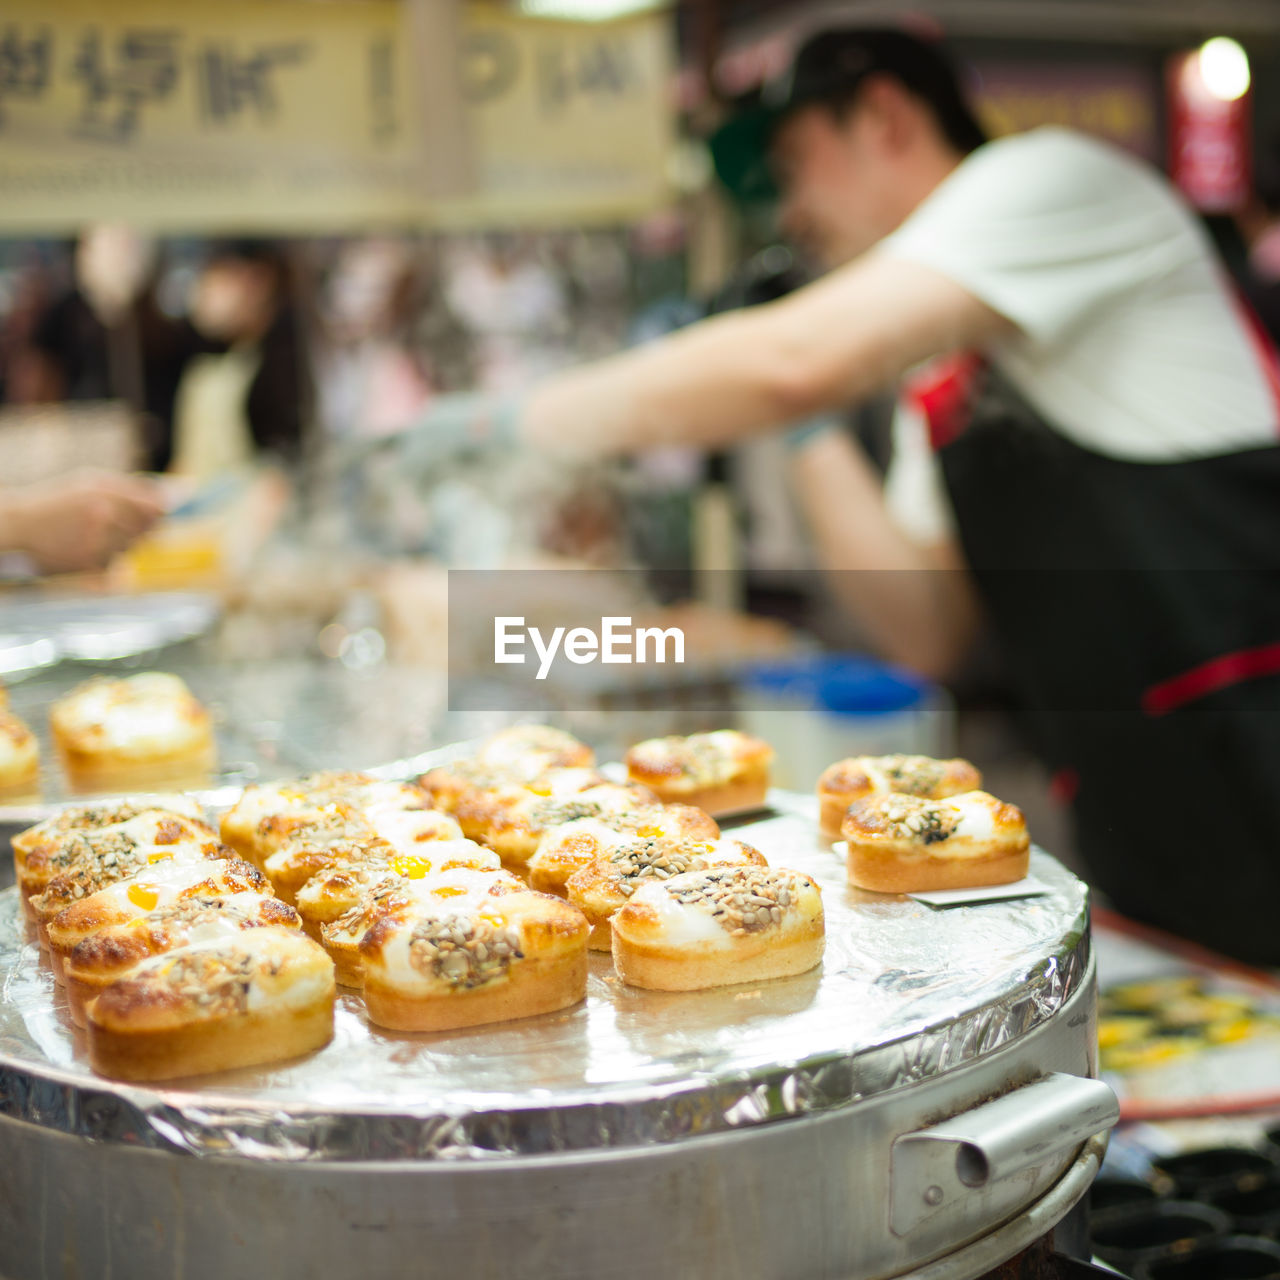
[[0, 471, 166, 574]]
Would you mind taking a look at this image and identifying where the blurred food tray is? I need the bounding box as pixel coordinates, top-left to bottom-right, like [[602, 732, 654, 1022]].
[[0, 660, 469, 866], [0, 591, 221, 677]]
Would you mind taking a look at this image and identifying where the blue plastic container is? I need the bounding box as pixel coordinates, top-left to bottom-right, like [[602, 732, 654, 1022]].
[[738, 654, 950, 790]]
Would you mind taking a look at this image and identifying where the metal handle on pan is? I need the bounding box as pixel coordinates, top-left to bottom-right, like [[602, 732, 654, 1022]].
[[890, 1072, 1119, 1236]]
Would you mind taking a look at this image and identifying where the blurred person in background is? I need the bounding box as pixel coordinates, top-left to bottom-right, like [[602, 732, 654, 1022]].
[[316, 237, 434, 442], [168, 240, 309, 482], [16, 226, 211, 471], [0, 470, 164, 575], [403, 28, 1280, 965], [0, 245, 62, 405], [444, 233, 571, 391]]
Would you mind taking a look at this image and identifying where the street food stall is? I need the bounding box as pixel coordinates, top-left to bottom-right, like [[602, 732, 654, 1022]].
[[3, 3, 1280, 1279], [0, 632, 1113, 1277]]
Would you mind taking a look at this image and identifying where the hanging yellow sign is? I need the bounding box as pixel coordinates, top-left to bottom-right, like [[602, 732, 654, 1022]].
[[441, 4, 675, 227], [0, 0, 675, 232]]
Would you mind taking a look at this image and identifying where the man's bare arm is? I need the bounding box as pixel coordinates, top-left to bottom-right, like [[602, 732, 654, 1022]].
[[790, 430, 980, 681], [521, 254, 1012, 456], [521, 252, 998, 677]]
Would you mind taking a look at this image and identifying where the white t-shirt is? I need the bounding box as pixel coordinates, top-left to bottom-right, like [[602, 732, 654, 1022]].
[[876, 126, 1279, 544]]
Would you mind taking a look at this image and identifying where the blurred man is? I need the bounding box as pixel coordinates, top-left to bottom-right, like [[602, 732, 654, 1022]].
[[316, 237, 434, 442], [407, 28, 1280, 963]]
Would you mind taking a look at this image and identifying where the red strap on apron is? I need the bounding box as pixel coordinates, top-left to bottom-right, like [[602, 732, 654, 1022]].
[[903, 351, 986, 452], [1141, 641, 1280, 717]]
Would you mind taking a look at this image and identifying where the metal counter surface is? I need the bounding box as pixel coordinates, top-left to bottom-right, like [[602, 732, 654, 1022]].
[[0, 591, 220, 679], [0, 791, 1089, 1163], [0, 659, 464, 828], [0, 658, 754, 846]]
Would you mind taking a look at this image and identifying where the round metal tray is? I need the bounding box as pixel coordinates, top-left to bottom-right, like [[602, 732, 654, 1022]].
[[0, 791, 1102, 1280], [0, 795, 1089, 1161]]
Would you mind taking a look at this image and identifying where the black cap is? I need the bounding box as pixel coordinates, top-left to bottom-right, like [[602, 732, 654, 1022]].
[[710, 27, 986, 205]]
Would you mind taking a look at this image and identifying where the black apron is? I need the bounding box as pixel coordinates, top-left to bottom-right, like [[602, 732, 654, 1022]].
[[937, 366, 1280, 965]]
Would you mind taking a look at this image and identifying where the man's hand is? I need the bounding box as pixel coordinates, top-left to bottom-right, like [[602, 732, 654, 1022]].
[[0, 471, 166, 574]]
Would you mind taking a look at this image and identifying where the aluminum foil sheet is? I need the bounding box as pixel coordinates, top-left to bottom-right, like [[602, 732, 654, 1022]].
[[0, 792, 1089, 1163]]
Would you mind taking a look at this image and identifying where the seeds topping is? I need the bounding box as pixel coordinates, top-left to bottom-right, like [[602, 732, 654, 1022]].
[[154, 949, 260, 1015], [667, 869, 795, 936], [526, 797, 612, 828], [878, 755, 946, 795], [407, 915, 523, 988], [329, 879, 412, 935], [871, 795, 959, 844], [147, 896, 250, 931], [645, 735, 735, 785], [51, 828, 136, 870], [37, 800, 156, 840], [606, 839, 708, 896], [41, 840, 198, 906]]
